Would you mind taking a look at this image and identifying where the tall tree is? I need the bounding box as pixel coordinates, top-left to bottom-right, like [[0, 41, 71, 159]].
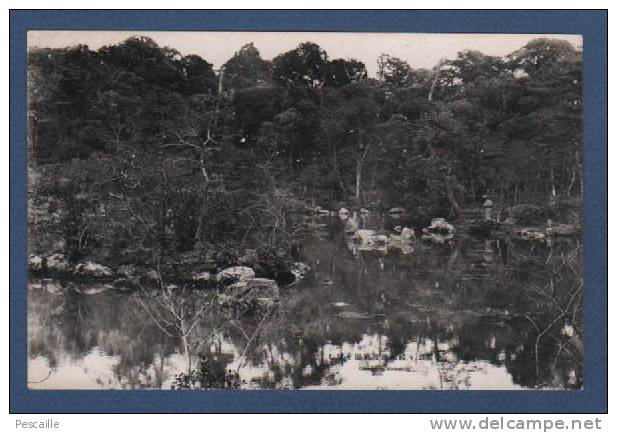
[[223, 43, 270, 90], [272, 42, 328, 88]]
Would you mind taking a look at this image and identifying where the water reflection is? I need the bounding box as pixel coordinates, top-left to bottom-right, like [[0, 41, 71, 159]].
[[28, 214, 582, 390]]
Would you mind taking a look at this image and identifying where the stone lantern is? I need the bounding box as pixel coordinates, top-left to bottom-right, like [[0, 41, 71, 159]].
[[483, 196, 493, 221]]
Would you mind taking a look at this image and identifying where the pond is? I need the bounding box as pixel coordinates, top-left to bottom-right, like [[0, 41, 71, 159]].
[[27, 213, 583, 390]]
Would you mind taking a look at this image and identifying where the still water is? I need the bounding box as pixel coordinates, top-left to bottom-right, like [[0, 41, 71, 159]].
[[28, 213, 582, 390]]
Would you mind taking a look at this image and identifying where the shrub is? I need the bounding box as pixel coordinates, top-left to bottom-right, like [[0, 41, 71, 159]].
[[256, 241, 293, 278], [213, 241, 241, 268]]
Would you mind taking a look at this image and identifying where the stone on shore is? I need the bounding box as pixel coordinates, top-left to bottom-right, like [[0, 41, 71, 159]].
[[216, 266, 255, 285], [400, 227, 416, 241], [423, 218, 455, 234], [28, 255, 44, 272], [46, 253, 72, 273], [73, 262, 114, 278]]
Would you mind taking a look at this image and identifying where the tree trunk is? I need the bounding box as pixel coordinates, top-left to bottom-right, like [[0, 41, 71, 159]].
[[428, 60, 445, 102], [355, 138, 370, 202], [550, 164, 556, 197], [355, 162, 361, 201], [445, 175, 462, 220]]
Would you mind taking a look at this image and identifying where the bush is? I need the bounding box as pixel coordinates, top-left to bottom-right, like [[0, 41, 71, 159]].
[[213, 242, 241, 268], [256, 242, 293, 278]]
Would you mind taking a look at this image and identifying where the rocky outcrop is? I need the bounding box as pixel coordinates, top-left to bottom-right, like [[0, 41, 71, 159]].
[[517, 227, 546, 240], [291, 262, 311, 279], [353, 229, 388, 246], [423, 218, 455, 235], [400, 227, 416, 241], [355, 229, 377, 243], [28, 253, 71, 273], [388, 227, 416, 254], [216, 266, 255, 285], [46, 254, 72, 273], [28, 255, 44, 272], [73, 262, 114, 278]]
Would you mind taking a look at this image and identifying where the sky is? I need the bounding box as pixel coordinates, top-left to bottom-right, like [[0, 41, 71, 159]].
[[27, 31, 583, 77]]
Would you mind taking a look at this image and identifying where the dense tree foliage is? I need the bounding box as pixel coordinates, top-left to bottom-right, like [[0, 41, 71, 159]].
[[28, 37, 582, 263]]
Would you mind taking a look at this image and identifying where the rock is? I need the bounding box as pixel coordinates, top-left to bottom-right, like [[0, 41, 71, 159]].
[[518, 227, 546, 240], [388, 207, 405, 214], [192, 271, 213, 282], [117, 264, 137, 278], [339, 207, 350, 216], [216, 266, 255, 285], [400, 227, 416, 241], [289, 262, 311, 284], [73, 262, 114, 278], [292, 262, 311, 277], [424, 218, 455, 234], [387, 235, 415, 254], [46, 254, 72, 273], [355, 229, 377, 243], [28, 255, 44, 272], [370, 235, 388, 245], [227, 277, 279, 300]]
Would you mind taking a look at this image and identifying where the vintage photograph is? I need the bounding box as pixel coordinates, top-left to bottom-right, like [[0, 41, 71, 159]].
[[26, 31, 583, 390]]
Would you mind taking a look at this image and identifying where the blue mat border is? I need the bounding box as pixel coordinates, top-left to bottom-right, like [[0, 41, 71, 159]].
[[9, 10, 607, 413]]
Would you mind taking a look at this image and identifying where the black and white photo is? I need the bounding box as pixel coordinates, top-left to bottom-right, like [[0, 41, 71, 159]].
[[26, 31, 584, 390]]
